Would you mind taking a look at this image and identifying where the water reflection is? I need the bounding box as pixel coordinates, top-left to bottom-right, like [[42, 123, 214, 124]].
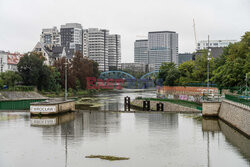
[[30, 112, 75, 126], [202, 118, 250, 164]]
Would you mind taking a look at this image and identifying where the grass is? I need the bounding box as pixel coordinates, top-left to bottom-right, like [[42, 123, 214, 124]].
[[137, 97, 202, 109], [85, 155, 129, 161]]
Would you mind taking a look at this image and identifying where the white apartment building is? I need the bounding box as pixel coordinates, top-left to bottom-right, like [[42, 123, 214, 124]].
[[197, 40, 237, 50], [107, 34, 121, 70], [40, 26, 60, 49], [83, 28, 121, 72]]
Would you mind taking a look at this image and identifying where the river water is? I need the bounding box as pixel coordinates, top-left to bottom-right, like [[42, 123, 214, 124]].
[[0, 90, 249, 167]]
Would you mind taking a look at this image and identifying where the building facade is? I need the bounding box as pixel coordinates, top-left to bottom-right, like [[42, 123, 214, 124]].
[[108, 34, 121, 70], [148, 31, 178, 70], [197, 40, 237, 50], [83, 28, 109, 71], [0, 51, 23, 72], [178, 53, 194, 65], [121, 63, 155, 73], [60, 23, 83, 56], [40, 26, 60, 50], [134, 39, 148, 64]]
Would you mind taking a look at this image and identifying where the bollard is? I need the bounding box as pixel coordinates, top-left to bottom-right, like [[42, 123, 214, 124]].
[[143, 100, 150, 111], [124, 96, 130, 111], [156, 102, 164, 111]]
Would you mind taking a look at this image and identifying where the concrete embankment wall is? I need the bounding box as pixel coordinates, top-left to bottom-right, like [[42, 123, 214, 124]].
[[202, 100, 250, 137], [131, 99, 200, 112], [219, 100, 250, 137], [0, 91, 46, 100]]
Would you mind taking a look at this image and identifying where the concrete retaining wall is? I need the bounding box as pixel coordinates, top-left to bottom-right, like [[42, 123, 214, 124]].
[[131, 99, 200, 112], [219, 100, 250, 137], [202, 99, 250, 137], [202, 102, 221, 116]]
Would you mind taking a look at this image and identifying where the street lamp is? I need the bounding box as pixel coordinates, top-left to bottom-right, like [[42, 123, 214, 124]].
[[207, 49, 211, 96], [62, 47, 68, 101], [207, 35, 211, 96]]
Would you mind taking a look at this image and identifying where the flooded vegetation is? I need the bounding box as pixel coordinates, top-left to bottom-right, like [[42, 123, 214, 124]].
[[0, 90, 249, 167]]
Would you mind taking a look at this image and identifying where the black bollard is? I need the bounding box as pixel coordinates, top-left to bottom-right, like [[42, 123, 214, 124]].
[[156, 102, 164, 111], [143, 100, 150, 111], [124, 96, 130, 111]]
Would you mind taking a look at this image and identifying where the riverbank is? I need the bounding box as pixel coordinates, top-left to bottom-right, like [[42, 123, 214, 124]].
[[131, 98, 201, 112]]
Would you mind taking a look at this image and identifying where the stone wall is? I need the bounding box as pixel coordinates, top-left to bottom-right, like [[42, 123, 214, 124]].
[[202, 102, 221, 116], [131, 99, 200, 112], [58, 101, 75, 113], [219, 100, 250, 137]]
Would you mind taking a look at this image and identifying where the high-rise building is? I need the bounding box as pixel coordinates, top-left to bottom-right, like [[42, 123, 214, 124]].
[[134, 39, 148, 64], [83, 29, 121, 71], [108, 34, 121, 70], [60, 23, 83, 57], [40, 26, 60, 49], [197, 40, 237, 50], [148, 31, 178, 70]]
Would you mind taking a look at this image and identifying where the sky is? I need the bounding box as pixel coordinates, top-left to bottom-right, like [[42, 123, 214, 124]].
[[0, 0, 249, 63]]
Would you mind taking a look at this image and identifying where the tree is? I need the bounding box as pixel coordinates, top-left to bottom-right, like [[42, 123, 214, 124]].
[[0, 71, 22, 88], [158, 62, 180, 86], [17, 52, 58, 91], [53, 52, 100, 90], [17, 52, 44, 87], [178, 60, 195, 84], [192, 50, 216, 83], [212, 32, 250, 88]]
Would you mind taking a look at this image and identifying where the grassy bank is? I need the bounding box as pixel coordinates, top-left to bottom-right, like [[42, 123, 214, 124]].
[[136, 97, 202, 110]]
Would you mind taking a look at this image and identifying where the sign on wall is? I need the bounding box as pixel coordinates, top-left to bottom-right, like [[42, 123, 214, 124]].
[[30, 106, 56, 113]]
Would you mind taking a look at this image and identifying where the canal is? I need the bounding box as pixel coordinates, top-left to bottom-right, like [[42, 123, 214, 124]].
[[0, 90, 249, 167]]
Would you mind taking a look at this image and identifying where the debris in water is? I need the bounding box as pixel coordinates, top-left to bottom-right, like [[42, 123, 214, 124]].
[[85, 155, 129, 161]]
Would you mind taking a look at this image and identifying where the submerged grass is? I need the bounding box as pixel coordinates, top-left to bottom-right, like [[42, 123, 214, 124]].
[[85, 155, 129, 161]]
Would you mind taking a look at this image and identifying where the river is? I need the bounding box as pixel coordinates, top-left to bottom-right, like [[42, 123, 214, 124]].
[[0, 90, 249, 167]]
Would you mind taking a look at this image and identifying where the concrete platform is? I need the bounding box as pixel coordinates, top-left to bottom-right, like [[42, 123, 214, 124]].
[[30, 100, 75, 115]]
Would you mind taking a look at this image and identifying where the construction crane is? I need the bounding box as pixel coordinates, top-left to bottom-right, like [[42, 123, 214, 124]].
[[193, 18, 198, 49]]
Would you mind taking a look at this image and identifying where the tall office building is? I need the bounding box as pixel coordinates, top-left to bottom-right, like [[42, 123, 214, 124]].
[[108, 34, 121, 70], [148, 31, 178, 70], [134, 39, 148, 64], [197, 40, 237, 50], [83, 28, 109, 71], [40, 27, 60, 50], [60, 23, 83, 57]]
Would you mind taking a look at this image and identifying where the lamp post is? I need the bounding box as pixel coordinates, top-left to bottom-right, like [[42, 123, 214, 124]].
[[62, 47, 68, 101], [65, 59, 68, 101], [207, 35, 211, 96]]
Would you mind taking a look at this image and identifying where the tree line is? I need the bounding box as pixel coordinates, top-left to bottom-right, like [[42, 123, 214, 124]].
[[0, 51, 99, 92], [158, 32, 250, 89]]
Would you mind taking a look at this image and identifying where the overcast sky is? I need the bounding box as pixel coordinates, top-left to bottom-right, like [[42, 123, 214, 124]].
[[0, 0, 249, 62]]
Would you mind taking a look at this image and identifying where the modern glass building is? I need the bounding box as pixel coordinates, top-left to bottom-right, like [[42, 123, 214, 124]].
[[134, 39, 148, 64], [148, 31, 178, 70]]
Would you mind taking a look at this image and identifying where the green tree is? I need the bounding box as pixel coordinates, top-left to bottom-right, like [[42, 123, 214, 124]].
[[192, 50, 216, 83], [178, 60, 195, 84], [17, 52, 54, 90], [0, 71, 22, 87], [158, 62, 180, 86], [212, 32, 250, 88]]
